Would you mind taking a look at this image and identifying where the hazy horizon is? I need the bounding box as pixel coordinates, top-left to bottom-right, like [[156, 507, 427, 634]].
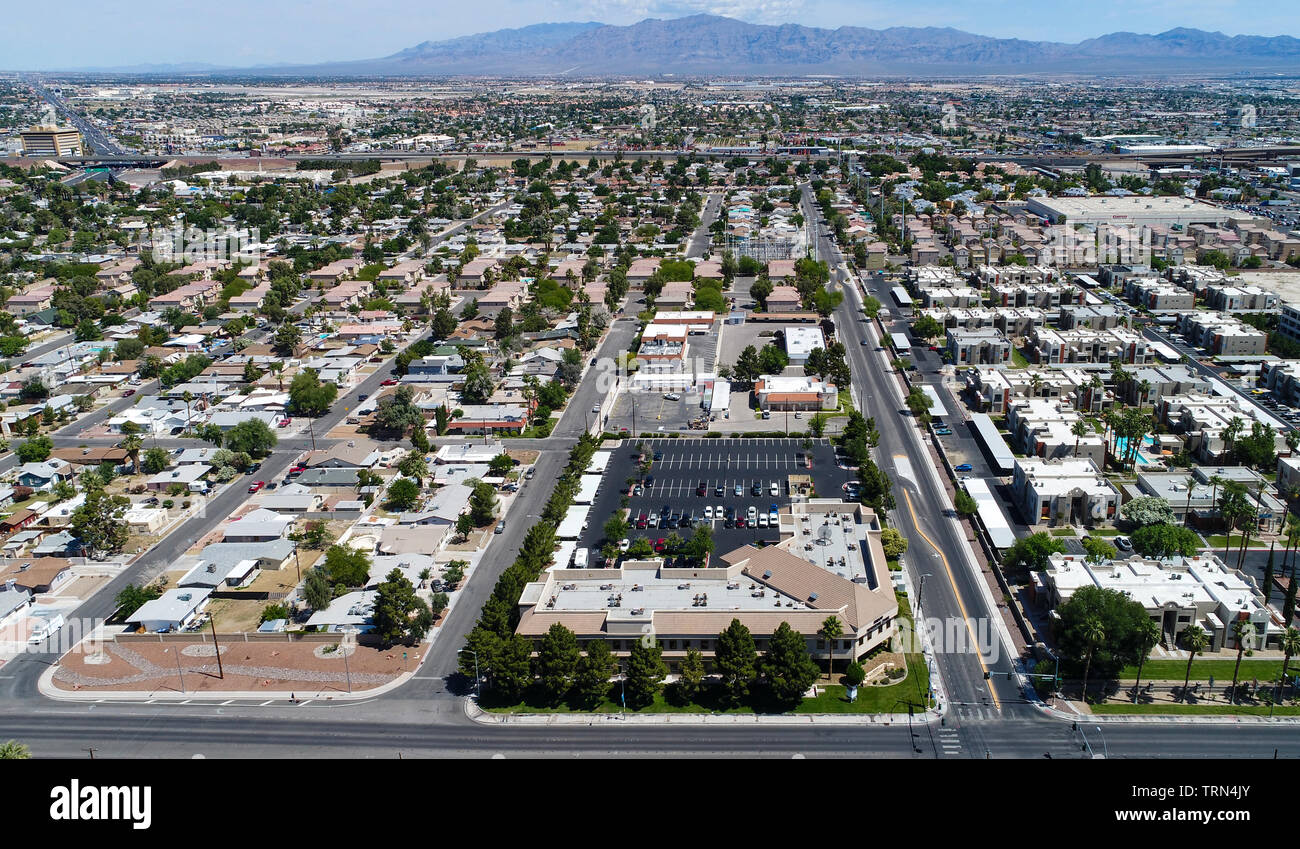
[[4, 1, 1299, 72]]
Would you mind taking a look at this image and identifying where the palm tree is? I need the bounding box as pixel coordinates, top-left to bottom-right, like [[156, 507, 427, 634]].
[[819, 615, 843, 681], [269, 361, 285, 392], [1137, 378, 1152, 407], [119, 434, 143, 476], [1028, 371, 1043, 397], [1208, 474, 1226, 527], [1071, 419, 1089, 457], [1224, 416, 1244, 463], [181, 390, 194, 436], [1285, 513, 1300, 576], [1278, 627, 1300, 703], [1080, 617, 1105, 703], [1132, 617, 1161, 703], [0, 740, 30, 759], [1180, 625, 1209, 701], [1229, 619, 1256, 703], [1183, 474, 1197, 528]]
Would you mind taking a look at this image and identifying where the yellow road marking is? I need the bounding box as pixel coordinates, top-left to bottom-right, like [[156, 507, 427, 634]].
[[901, 486, 1001, 710]]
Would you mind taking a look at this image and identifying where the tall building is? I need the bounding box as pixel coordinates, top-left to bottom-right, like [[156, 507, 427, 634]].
[[20, 126, 83, 157]]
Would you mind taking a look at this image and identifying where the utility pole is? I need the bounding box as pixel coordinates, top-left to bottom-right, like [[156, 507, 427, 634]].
[[210, 616, 224, 679]]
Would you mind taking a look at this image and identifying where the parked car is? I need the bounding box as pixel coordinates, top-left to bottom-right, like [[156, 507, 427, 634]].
[[279, 417, 293, 428], [1115, 536, 1133, 551], [747, 506, 757, 524], [664, 393, 681, 401], [247, 481, 265, 493], [696, 481, 707, 496], [123, 389, 135, 397], [954, 463, 973, 472], [381, 378, 398, 386], [495, 521, 506, 534]]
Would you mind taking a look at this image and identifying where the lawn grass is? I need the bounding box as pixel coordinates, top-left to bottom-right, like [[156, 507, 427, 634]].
[[482, 659, 930, 715], [1010, 348, 1029, 369], [1087, 528, 1124, 536], [1091, 702, 1300, 716], [1119, 658, 1292, 682], [1049, 528, 1076, 537]]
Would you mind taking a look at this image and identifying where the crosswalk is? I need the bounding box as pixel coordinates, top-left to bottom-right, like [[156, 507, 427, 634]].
[[937, 727, 963, 757]]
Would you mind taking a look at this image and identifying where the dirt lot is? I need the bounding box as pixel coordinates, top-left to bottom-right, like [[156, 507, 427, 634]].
[[52, 637, 413, 694], [206, 598, 269, 633]]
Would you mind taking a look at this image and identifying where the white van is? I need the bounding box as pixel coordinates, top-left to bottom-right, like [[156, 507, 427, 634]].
[[573, 548, 590, 569]]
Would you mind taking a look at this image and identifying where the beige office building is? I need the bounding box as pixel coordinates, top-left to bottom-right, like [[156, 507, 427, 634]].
[[20, 126, 84, 157]]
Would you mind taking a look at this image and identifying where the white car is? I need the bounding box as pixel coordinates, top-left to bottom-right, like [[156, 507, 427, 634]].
[[747, 506, 757, 524], [663, 393, 681, 401], [703, 506, 714, 520], [1114, 536, 1133, 552], [770, 481, 780, 497], [757, 514, 768, 528], [591, 405, 600, 414], [618, 538, 630, 552]]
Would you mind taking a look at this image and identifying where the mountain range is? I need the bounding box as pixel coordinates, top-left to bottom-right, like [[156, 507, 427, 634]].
[[68, 16, 1300, 77]]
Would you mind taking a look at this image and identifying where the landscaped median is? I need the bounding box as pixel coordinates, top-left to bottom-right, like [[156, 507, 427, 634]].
[[1072, 659, 1300, 716]]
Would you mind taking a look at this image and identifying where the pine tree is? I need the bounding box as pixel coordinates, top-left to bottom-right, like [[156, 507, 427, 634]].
[[536, 623, 579, 705], [573, 639, 616, 708], [624, 639, 667, 709], [715, 618, 758, 707], [761, 622, 821, 705]]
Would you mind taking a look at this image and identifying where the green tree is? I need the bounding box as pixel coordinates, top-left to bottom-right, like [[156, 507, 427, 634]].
[[493, 633, 535, 702], [322, 544, 371, 588], [385, 477, 421, 511], [469, 481, 498, 526], [287, 368, 338, 417], [303, 567, 332, 611], [396, 451, 429, 485], [138, 444, 171, 476], [624, 639, 667, 709], [715, 618, 758, 707], [372, 568, 432, 647], [1130, 617, 1162, 703], [953, 490, 978, 517], [911, 314, 945, 342], [573, 639, 616, 708], [819, 615, 843, 678], [1130, 523, 1201, 559], [1002, 532, 1066, 571], [677, 648, 706, 704], [455, 513, 474, 542], [71, 489, 131, 558], [372, 385, 424, 438], [880, 527, 908, 559], [224, 418, 277, 458], [113, 582, 161, 619], [15, 435, 53, 463], [1180, 625, 1209, 701], [1279, 627, 1300, 702], [0, 740, 31, 759], [1081, 536, 1118, 564], [1228, 620, 1256, 704], [536, 622, 580, 705], [761, 622, 820, 706], [272, 322, 302, 356], [1056, 585, 1150, 688]]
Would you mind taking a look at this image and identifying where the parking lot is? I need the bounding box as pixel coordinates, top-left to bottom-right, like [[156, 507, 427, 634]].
[[576, 437, 848, 562], [605, 388, 705, 434]]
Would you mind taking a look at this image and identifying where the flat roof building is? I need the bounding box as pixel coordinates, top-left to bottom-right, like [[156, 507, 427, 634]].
[[1026, 196, 1240, 229]]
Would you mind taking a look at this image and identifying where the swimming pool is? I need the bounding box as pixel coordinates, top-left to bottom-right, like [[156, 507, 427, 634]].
[[1114, 434, 1164, 466]]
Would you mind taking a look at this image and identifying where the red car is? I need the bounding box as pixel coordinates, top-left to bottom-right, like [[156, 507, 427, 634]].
[[288, 464, 306, 475], [247, 481, 265, 494], [653, 538, 667, 552], [123, 389, 136, 397], [278, 417, 292, 428], [381, 378, 398, 386], [734, 517, 747, 528]]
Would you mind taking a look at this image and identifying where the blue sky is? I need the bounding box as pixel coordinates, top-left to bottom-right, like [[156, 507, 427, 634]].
[[3, 0, 1296, 70]]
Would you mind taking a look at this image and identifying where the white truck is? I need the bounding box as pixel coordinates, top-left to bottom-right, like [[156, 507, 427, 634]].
[[572, 548, 590, 569]]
